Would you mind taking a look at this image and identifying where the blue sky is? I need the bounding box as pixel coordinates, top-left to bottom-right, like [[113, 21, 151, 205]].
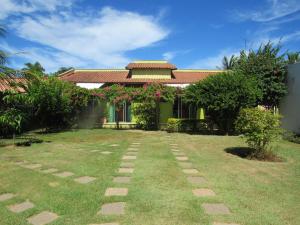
[[1, 0, 300, 72]]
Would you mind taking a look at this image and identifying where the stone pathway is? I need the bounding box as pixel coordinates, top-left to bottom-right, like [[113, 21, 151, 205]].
[[96, 141, 141, 224], [1, 193, 59, 225], [0, 193, 15, 202], [170, 142, 240, 225], [15, 161, 97, 185]]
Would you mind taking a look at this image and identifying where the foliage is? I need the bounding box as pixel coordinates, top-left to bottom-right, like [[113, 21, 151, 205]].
[[235, 108, 282, 159], [22, 62, 45, 76], [235, 42, 288, 108], [93, 83, 176, 129], [282, 130, 300, 144], [287, 52, 300, 64], [51, 67, 74, 76], [166, 118, 210, 133], [184, 71, 262, 134], [131, 102, 157, 130], [221, 55, 238, 70]]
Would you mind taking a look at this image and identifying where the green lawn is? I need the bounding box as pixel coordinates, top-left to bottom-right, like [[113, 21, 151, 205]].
[[0, 129, 299, 225]]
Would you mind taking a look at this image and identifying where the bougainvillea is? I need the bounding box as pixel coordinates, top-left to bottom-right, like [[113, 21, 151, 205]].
[[92, 83, 177, 129]]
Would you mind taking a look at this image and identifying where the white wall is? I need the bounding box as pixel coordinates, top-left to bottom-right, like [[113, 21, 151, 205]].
[[280, 63, 300, 134], [76, 83, 104, 89], [165, 83, 189, 88]]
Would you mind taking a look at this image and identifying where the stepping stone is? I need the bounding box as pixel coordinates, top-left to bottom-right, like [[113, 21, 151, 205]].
[[41, 168, 58, 174], [22, 164, 42, 169], [170, 144, 178, 146], [187, 176, 207, 185], [89, 223, 120, 225], [122, 155, 136, 160], [202, 203, 231, 215], [105, 188, 128, 196], [48, 182, 59, 187], [113, 177, 131, 184], [183, 169, 199, 174], [7, 201, 35, 213], [213, 223, 240, 225], [173, 152, 185, 156], [110, 144, 119, 147], [98, 202, 126, 215], [132, 143, 140, 145], [101, 151, 112, 155], [74, 176, 96, 184], [176, 156, 188, 161], [0, 193, 15, 202], [119, 168, 134, 173], [91, 150, 100, 152], [126, 152, 137, 155], [128, 148, 139, 151], [27, 211, 58, 225], [193, 188, 216, 197], [178, 162, 193, 168], [171, 149, 179, 152], [15, 161, 27, 165], [120, 162, 134, 167], [53, 171, 74, 178]]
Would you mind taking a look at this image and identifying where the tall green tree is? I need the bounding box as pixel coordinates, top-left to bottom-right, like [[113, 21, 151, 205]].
[[221, 55, 238, 70], [235, 42, 287, 108], [287, 52, 300, 64], [22, 62, 45, 76], [184, 71, 262, 134]]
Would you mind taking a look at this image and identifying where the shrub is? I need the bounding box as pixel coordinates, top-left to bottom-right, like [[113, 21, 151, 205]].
[[166, 118, 210, 133], [131, 102, 157, 130], [235, 108, 282, 159], [184, 71, 262, 134], [167, 118, 182, 132], [282, 130, 300, 144]]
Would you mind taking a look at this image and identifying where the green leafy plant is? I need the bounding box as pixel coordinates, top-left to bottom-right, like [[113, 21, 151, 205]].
[[235, 42, 288, 108], [184, 71, 262, 134], [235, 108, 282, 159]]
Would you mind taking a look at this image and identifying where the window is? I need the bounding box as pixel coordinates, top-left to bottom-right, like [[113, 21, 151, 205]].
[[108, 102, 131, 122], [173, 96, 197, 119]]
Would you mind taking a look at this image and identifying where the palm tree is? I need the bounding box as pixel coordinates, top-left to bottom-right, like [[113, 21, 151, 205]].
[[287, 52, 300, 64], [222, 55, 238, 70], [22, 62, 45, 76]]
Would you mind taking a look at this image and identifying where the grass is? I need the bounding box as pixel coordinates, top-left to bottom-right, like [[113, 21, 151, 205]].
[[0, 129, 299, 225]]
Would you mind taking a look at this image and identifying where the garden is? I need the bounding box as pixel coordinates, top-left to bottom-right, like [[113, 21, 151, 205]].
[[1, 24, 300, 225]]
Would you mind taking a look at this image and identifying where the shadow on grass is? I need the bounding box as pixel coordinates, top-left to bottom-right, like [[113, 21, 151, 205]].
[[224, 147, 283, 162], [225, 147, 255, 158]]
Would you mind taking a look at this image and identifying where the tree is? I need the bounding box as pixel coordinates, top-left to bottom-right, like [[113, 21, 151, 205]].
[[184, 71, 262, 134], [235, 42, 287, 108], [52, 67, 74, 76], [221, 55, 238, 70], [22, 62, 45, 76], [235, 108, 282, 159], [287, 52, 300, 64]]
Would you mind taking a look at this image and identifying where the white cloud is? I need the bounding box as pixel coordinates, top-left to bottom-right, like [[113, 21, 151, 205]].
[[0, 0, 72, 19], [235, 0, 300, 22], [189, 49, 239, 69], [6, 6, 169, 71], [163, 51, 176, 61]]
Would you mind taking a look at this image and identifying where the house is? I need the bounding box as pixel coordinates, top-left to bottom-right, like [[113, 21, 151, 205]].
[[60, 60, 222, 128]]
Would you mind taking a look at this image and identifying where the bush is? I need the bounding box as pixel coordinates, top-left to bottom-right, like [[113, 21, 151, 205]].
[[166, 118, 210, 133], [235, 108, 282, 159], [131, 102, 157, 130], [282, 130, 300, 144], [184, 71, 262, 134]]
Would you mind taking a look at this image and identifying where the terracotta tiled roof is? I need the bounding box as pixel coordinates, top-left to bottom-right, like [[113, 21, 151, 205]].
[[0, 78, 26, 92], [60, 69, 221, 84], [126, 62, 177, 70]]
